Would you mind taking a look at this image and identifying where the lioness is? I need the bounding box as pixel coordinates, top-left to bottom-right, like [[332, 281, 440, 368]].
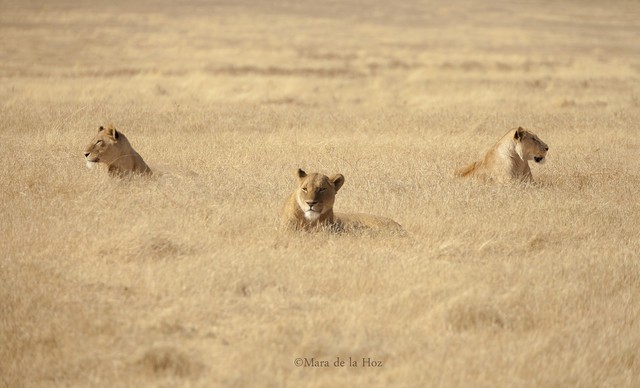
[[455, 126, 548, 183], [281, 169, 404, 234], [84, 125, 152, 175]]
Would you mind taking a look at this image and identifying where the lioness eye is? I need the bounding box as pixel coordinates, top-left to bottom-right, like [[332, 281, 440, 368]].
[[96, 140, 103, 145], [302, 187, 307, 192], [319, 188, 326, 192]]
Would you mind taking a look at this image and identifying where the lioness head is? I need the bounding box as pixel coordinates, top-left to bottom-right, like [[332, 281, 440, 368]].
[[514, 126, 549, 164], [83, 125, 120, 170], [295, 169, 345, 221]]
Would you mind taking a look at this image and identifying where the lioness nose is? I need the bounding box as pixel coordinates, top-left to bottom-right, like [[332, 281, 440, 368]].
[[306, 200, 318, 206], [84, 152, 90, 157], [545, 146, 549, 151]]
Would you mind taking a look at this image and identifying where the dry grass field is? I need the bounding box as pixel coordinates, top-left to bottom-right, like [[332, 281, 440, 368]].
[[2, 0, 640, 386]]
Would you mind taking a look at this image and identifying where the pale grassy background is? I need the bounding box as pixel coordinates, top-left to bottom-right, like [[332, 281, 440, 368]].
[[1, 0, 640, 386]]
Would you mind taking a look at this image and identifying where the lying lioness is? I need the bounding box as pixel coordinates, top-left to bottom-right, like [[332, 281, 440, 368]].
[[455, 126, 548, 183], [84, 125, 152, 175], [281, 169, 404, 234]]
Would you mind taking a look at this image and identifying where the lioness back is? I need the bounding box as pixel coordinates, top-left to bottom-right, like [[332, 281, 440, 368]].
[[335, 212, 405, 235], [455, 161, 481, 178], [84, 125, 151, 176]]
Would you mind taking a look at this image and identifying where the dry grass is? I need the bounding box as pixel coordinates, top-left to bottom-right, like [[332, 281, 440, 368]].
[[1, 0, 640, 386]]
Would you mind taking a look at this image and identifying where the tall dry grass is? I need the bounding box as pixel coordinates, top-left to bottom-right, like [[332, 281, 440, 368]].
[[1, 0, 639, 386]]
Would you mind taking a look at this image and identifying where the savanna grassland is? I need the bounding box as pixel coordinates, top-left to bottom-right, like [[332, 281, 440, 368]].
[[1, 0, 639, 386]]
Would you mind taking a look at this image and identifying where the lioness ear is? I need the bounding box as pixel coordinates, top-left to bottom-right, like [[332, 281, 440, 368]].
[[514, 127, 524, 140], [297, 169, 307, 179], [106, 125, 119, 140], [331, 174, 345, 192]]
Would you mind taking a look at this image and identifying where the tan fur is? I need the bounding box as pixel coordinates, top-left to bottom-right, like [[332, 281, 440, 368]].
[[280, 169, 404, 234], [84, 125, 152, 176], [455, 127, 548, 183]]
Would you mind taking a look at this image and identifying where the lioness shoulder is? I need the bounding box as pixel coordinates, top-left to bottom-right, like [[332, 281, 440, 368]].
[[455, 126, 548, 183], [84, 125, 152, 176], [280, 169, 404, 234]]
